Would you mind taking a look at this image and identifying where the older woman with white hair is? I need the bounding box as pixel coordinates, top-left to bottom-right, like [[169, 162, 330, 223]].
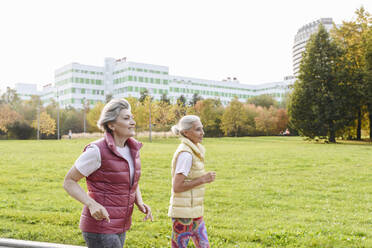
[[168, 115, 216, 248], [63, 98, 152, 248]]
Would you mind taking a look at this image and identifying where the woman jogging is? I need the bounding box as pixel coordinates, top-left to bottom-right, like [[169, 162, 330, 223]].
[[168, 115, 216, 248], [63, 98, 152, 248]]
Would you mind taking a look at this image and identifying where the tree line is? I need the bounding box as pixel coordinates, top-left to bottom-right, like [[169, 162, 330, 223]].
[[0, 87, 290, 139]]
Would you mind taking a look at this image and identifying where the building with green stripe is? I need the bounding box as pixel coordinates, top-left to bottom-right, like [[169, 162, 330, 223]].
[[41, 57, 294, 109]]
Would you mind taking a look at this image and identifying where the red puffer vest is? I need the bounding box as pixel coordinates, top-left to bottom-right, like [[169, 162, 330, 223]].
[[79, 132, 142, 234]]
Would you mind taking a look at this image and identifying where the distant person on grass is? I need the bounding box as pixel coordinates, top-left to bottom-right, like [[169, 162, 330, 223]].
[[63, 98, 152, 248], [168, 115, 216, 248]]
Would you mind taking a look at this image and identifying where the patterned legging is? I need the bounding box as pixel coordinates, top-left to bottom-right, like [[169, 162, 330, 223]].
[[172, 217, 210, 248]]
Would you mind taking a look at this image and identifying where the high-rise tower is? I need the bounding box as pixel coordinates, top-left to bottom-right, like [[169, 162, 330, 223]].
[[293, 18, 334, 76]]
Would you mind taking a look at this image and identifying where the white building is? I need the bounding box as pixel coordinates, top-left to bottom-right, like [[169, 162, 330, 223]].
[[38, 57, 294, 109], [40, 83, 55, 106], [15, 83, 41, 100], [293, 18, 334, 76], [52, 62, 105, 108]]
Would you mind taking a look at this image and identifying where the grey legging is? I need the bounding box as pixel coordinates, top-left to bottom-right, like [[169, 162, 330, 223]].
[[82, 232, 126, 248]]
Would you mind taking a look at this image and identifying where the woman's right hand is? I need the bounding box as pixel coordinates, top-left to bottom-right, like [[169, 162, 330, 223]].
[[88, 201, 110, 223], [202, 171, 216, 183]]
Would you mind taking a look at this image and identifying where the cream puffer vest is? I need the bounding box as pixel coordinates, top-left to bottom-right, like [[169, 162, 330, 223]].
[[168, 137, 206, 218]]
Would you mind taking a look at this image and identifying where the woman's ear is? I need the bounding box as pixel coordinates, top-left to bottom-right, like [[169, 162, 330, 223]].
[[182, 130, 188, 138], [107, 122, 115, 132]]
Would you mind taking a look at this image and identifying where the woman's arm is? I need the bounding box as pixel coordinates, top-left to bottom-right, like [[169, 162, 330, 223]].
[[63, 166, 110, 222], [173, 171, 216, 193], [135, 185, 153, 221]]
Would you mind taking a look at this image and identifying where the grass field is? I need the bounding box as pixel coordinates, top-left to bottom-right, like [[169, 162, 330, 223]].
[[0, 137, 371, 247]]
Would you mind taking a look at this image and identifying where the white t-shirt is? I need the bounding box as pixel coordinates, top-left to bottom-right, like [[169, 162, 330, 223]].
[[175, 152, 193, 177], [74, 144, 135, 184]]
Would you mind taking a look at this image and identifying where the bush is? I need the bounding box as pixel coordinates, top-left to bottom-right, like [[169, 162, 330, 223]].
[[7, 121, 35, 139]]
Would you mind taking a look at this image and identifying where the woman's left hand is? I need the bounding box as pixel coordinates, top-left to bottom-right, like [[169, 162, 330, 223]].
[[137, 203, 153, 221]]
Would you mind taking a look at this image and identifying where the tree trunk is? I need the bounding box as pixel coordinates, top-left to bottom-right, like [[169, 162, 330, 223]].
[[329, 122, 336, 143], [370, 112, 372, 140], [329, 131, 336, 143], [357, 109, 362, 140], [369, 104, 372, 140]]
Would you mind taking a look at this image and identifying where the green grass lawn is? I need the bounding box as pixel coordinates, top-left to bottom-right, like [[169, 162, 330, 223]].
[[0, 137, 371, 247]]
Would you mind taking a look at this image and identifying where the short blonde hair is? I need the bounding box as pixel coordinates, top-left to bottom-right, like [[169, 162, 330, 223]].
[[171, 115, 200, 136], [97, 98, 131, 133]]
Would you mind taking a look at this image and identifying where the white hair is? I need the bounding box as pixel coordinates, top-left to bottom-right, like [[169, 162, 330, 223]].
[[171, 115, 201, 136], [97, 98, 131, 133]]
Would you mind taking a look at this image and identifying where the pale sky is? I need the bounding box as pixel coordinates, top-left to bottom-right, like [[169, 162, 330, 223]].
[[0, 0, 371, 92]]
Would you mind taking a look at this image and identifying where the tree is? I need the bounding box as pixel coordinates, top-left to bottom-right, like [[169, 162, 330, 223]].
[[0, 104, 21, 132], [276, 108, 289, 133], [289, 24, 353, 142], [7, 121, 35, 139], [221, 98, 249, 137], [332, 7, 371, 139], [153, 100, 174, 131], [62, 108, 84, 134], [190, 93, 203, 106], [126, 96, 140, 114], [254, 106, 287, 136], [247, 94, 278, 108], [160, 93, 170, 104], [177, 95, 187, 107], [365, 27, 372, 139], [278, 92, 290, 109], [32, 111, 56, 137], [16, 95, 42, 125], [139, 89, 150, 103], [133, 96, 154, 131], [244, 104, 259, 135], [87, 102, 105, 132], [1, 87, 20, 107], [194, 99, 224, 137], [255, 106, 278, 135], [171, 100, 187, 123]]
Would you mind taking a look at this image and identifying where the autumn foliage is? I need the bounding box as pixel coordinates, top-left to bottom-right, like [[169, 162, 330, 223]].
[[0, 104, 21, 132]]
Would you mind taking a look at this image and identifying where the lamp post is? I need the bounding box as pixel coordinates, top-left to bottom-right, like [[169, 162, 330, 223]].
[[37, 105, 40, 140], [83, 97, 86, 134], [57, 89, 60, 140], [148, 89, 152, 142]]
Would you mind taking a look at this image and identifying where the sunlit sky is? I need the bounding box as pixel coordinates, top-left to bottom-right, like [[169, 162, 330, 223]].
[[0, 0, 371, 92]]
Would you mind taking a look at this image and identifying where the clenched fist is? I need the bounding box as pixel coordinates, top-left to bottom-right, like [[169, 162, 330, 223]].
[[202, 171, 216, 183]]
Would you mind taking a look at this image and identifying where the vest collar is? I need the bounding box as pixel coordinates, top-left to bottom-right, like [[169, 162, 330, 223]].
[[104, 132, 143, 157], [181, 137, 205, 160]]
